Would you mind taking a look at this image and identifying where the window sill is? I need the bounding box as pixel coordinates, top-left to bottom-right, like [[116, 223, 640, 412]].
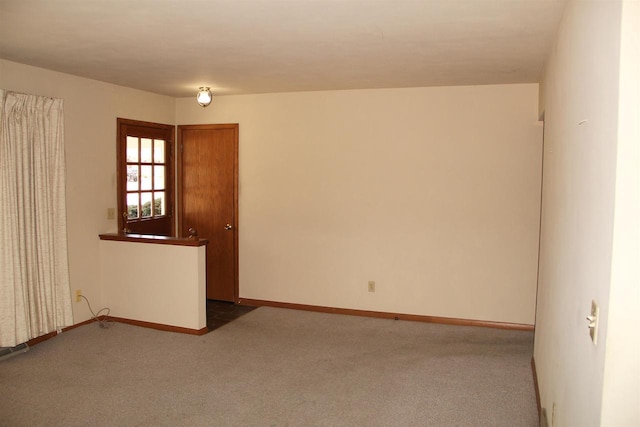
[[99, 233, 208, 247]]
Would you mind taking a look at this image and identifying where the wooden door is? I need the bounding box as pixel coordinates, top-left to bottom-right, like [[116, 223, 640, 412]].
[[178, 124, 238, 302], [117, 118, 175, 236]]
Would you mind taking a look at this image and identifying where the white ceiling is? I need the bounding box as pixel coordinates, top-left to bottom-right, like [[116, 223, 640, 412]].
[[0, 0, 566, 97]]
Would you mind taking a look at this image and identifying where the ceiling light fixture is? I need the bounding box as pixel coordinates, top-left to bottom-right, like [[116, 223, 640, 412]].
[[196, 87, 212, 107]]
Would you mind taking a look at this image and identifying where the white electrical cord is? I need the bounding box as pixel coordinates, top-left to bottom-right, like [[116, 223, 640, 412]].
[[80, 295, 112, 329]]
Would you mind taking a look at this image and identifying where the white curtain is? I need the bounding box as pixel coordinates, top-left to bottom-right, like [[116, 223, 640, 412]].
[[0, 90, 73, 347]]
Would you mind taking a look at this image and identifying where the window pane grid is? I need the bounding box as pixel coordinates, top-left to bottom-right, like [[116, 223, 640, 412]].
[[126, 137, 167, 220]]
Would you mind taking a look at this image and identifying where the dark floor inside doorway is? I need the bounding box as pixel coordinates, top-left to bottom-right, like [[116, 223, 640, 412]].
[[207, 299, 257, 331]]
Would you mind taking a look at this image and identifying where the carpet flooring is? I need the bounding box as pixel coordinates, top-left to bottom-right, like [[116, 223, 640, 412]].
[[0, 307, 538, 426]]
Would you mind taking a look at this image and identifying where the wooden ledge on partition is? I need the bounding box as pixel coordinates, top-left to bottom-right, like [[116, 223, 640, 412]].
[[238, 298, 535, 332], [99, 233, 208, 247]]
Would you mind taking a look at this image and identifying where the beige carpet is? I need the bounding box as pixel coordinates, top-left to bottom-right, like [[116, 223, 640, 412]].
[[0, 307, 538, 426]]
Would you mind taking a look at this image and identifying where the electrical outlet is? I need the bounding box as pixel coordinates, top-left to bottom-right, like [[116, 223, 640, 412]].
[[75, 290, 82, 303], [368, 281, 375, 292], [107, 208, 115, 220]]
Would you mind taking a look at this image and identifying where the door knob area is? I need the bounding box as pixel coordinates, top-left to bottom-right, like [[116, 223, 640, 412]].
[[224, 224, 233, 230]]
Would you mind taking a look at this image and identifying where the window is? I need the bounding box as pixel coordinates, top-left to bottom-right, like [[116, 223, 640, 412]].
[[117, 118, 175, 236]]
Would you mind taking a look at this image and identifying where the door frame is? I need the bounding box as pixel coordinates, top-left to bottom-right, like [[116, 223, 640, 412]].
[[176, 123, 239, 302], [116, 118, 175, 236]]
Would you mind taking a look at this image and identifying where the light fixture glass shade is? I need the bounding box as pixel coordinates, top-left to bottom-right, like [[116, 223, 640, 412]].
[[196, 87, 212, 107]]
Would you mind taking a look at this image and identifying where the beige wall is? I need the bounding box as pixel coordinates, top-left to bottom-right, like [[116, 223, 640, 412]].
[[1, 60, 543, 327], [0, 59, 176, 323], [535, 1, 639, 425], [177, 84, 543, 324], [600, 1, 640, 425], [100, 240, 206, 330]]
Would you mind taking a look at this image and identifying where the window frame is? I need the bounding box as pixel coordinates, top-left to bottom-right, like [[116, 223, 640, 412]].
[[116, 118, 175, 236]]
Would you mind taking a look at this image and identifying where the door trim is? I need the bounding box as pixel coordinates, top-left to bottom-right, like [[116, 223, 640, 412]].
[[116, 118, 175, 235], [177, 123, 239, 302]]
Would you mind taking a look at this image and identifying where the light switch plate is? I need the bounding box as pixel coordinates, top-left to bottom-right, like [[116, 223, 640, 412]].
[[588, 300, 599, 345]]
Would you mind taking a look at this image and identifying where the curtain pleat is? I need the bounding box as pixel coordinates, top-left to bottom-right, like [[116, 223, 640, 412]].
[[0, 90, 73, 347]]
